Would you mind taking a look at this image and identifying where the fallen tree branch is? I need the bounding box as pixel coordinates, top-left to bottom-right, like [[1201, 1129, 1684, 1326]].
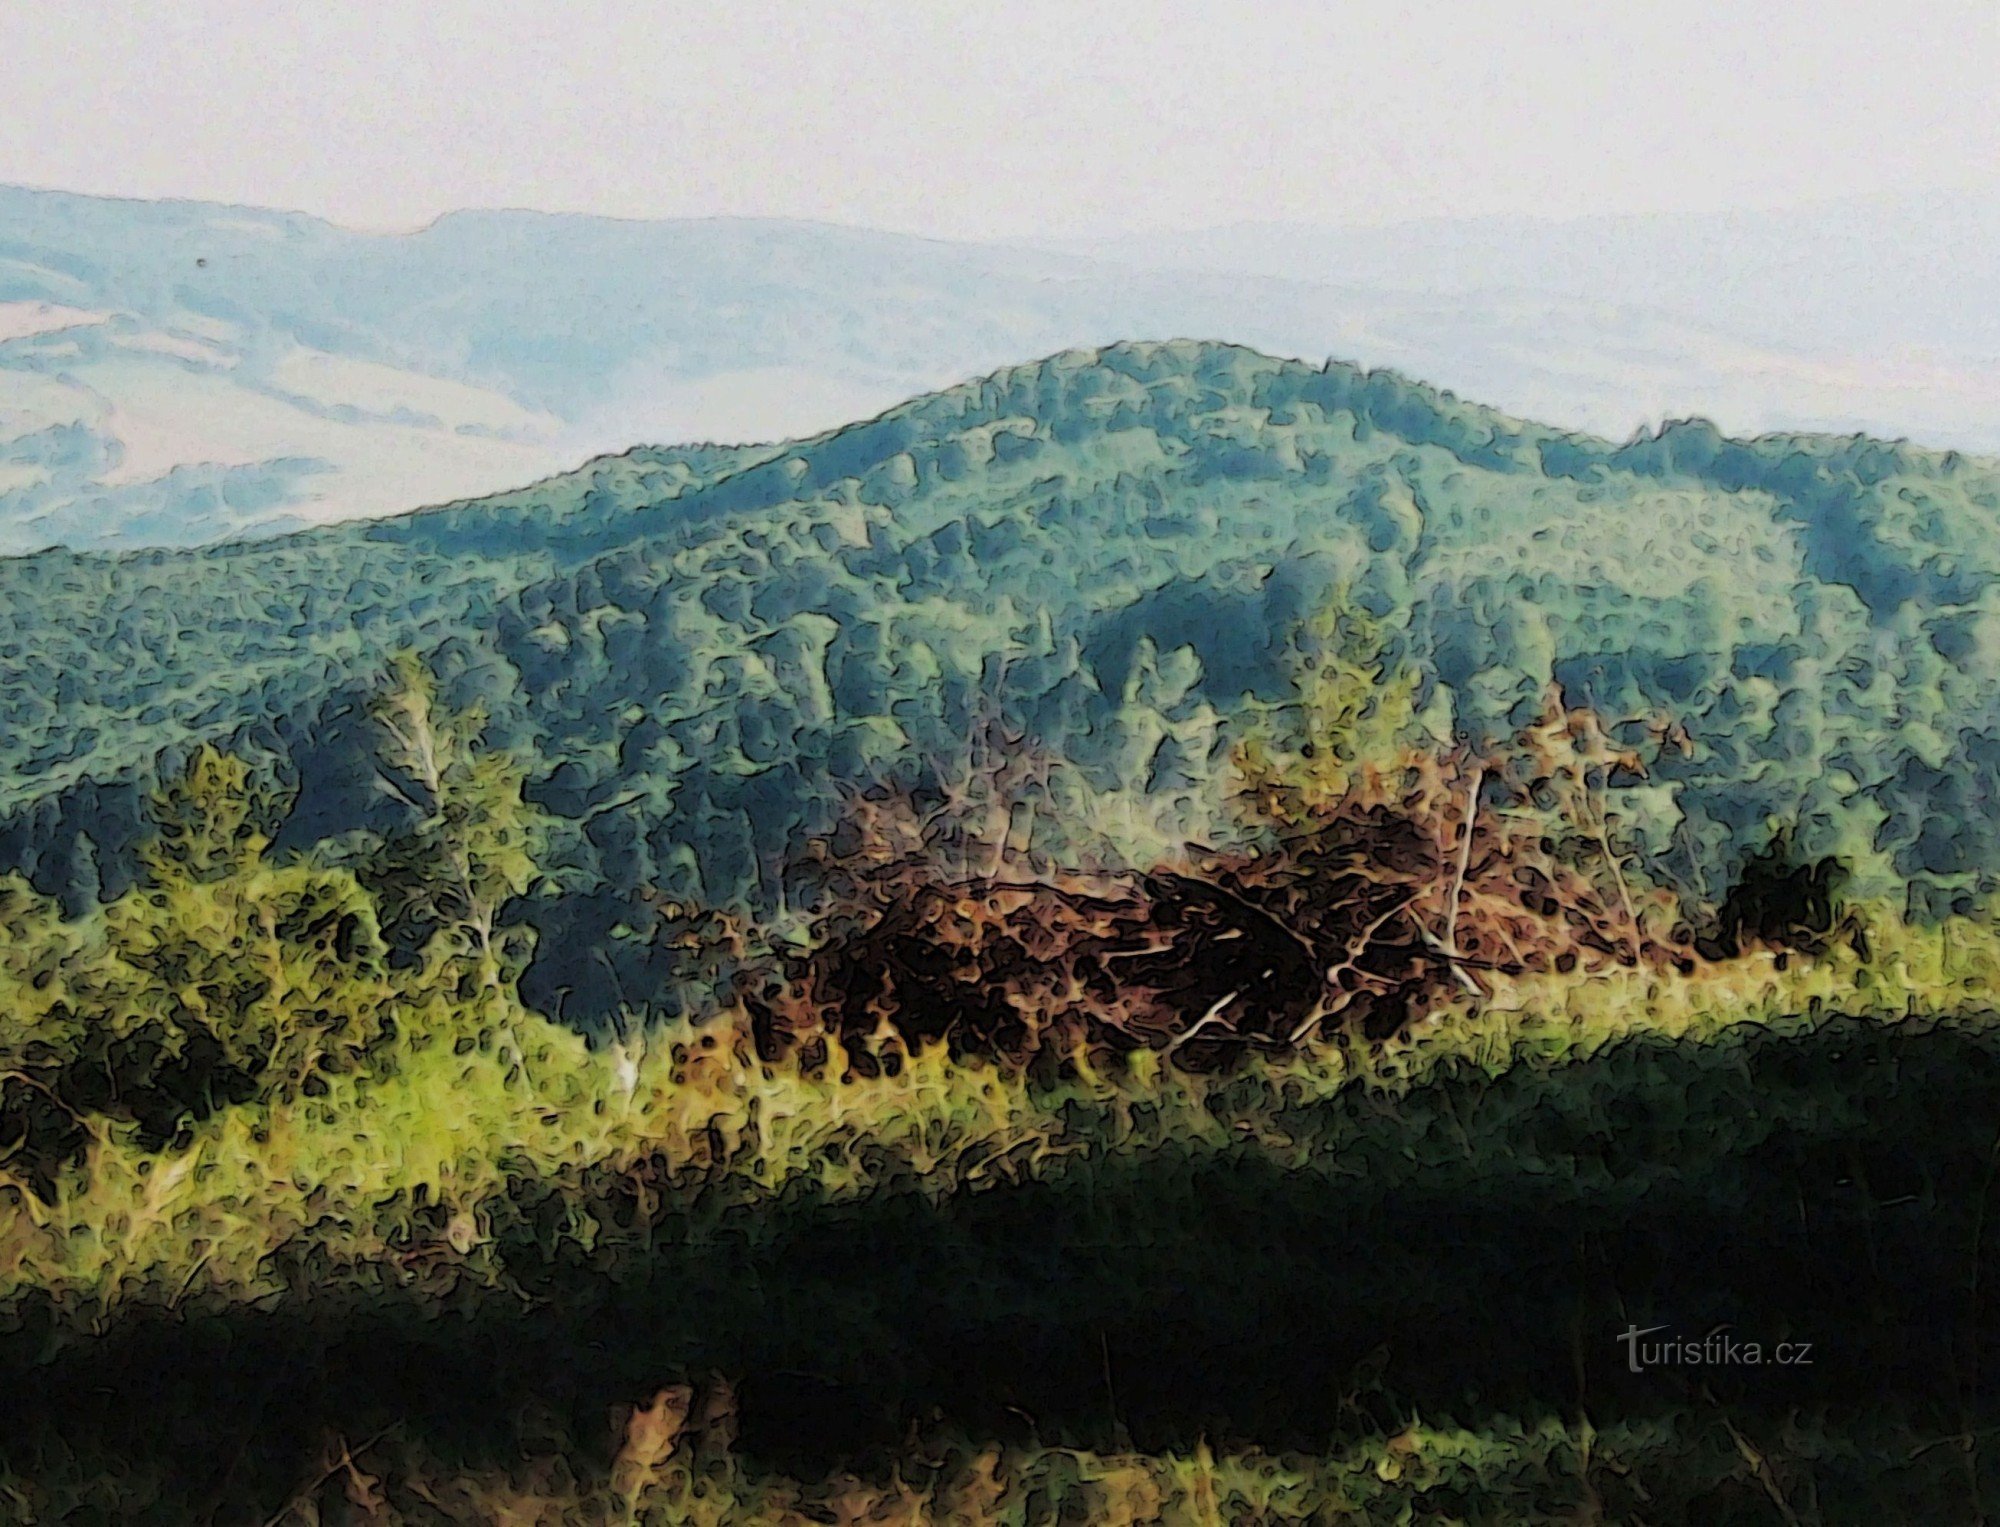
[[1409, 925, 1491, 998], [1290, 895, 1420, 1044], [1166, 991, 1241, 1055], [1443, 763, 1484, 966]]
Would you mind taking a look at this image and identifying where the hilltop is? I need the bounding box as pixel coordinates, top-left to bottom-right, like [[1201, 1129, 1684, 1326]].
[[3, 340, 1998, 1016]]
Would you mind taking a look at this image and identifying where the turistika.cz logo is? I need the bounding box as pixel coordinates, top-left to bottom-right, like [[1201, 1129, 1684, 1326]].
[[1617, 1324, 1815, 1374]]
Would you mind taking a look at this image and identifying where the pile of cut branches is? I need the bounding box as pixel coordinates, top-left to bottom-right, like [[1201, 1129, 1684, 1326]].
[[1207, 695, 1692, 1042], [749, 696, 1695, 1071]]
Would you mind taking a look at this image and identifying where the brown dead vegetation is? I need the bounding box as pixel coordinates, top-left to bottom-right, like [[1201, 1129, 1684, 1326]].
[[747, 697, 1700, 1074]]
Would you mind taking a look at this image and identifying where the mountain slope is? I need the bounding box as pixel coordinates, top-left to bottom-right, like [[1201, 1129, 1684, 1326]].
[[6, 185, 1997, 552], [3, 341, 1998, 1019]]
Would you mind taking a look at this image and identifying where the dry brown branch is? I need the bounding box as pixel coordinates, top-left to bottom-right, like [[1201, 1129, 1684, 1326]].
[[1443, 762, 1484, 963], [1167, 992, 1241, 1055], [1290, 894, 1420, 1044]]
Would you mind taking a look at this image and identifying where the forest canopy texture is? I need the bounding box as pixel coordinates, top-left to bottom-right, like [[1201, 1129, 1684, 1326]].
[[3, 340, 1996, 1024]]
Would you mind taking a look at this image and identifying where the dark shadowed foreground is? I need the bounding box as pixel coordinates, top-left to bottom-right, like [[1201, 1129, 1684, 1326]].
[[3, 1016, 2000, 1522]]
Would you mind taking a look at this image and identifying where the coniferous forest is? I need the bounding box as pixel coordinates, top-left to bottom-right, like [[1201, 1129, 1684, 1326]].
[[6, 342, 2000, 1520]]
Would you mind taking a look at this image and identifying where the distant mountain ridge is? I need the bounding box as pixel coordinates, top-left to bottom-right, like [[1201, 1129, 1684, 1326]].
[[3, 184, 1995, 552]]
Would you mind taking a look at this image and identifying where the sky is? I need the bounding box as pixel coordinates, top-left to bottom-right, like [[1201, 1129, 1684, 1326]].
[[0, 1, 1994, 239]]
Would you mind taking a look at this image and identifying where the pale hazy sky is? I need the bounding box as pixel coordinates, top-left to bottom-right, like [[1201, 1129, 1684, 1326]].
[[1, 1, 1994, 239]]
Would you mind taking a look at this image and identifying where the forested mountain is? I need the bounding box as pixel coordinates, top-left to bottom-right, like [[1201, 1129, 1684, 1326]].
[[4, 341, 1998, 1019]]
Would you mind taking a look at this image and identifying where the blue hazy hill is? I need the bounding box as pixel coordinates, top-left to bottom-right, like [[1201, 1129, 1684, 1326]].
[[4, 184, 1995, 552]]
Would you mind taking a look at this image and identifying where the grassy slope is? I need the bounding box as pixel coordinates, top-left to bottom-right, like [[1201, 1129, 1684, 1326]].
[[5, 914, 2000, 1520], [0, 906, 1986, 1311]]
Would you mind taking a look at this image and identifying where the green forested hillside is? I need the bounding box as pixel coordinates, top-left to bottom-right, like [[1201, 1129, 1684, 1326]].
[[4, 340, 1998, 1018]]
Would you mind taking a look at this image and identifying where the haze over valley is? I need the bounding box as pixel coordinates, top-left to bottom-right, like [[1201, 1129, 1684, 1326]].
[[3, 181, 1992, 551]]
